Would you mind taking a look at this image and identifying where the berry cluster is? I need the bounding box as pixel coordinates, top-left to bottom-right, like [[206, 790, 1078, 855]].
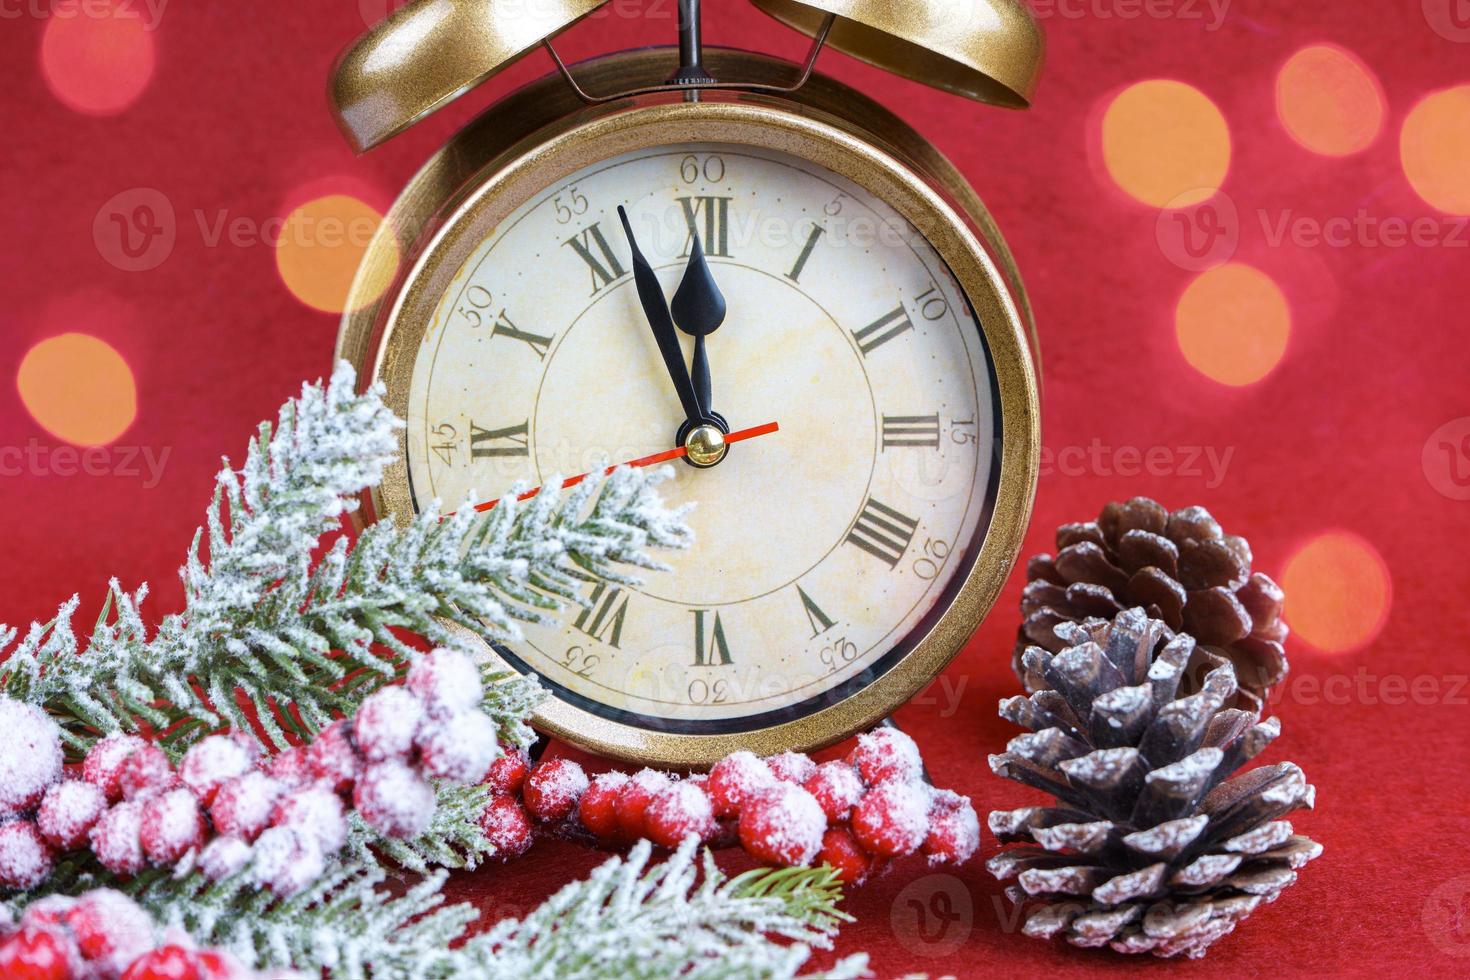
[[0, 888, 256, 980], [481, 728, 979, 885], [0, 649, 504, 897]]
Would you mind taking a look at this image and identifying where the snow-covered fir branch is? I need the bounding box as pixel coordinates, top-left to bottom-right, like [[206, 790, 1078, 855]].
[[0, 361, 692, 755]]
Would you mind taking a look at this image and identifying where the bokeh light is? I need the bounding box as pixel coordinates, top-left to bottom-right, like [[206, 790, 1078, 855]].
[[1174, 264, 1290, 386], [274, 194, 396, 314], [17, 334, 137, 446], [40, 2, 156, 116], [1276, 44, 1385, 156], [1280, 531, 1392, 654], [1400, 85, 1470, 216], [1101, 80, 1231, 207]]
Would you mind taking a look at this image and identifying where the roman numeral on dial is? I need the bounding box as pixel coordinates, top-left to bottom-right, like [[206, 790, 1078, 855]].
[[677, 196, 732, 257], [786, 224, 825, 282], [469, 420, 529, 458], [490, 311, 554, 361], [846, 498, 919, 568], [563, 221, 627, 295], [882, 414, 942, 449], [573, 582, 628, 649], [796, 585, 836, 638], [852, 303, 914, 355], [691, 609, 733, 666]]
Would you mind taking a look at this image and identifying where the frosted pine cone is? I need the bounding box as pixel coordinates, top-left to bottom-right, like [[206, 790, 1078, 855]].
[[989, 609, 1321, 959], [1016, 498, 1289, 713]]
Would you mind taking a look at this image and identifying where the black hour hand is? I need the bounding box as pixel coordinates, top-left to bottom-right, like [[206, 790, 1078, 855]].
[[670, 233, 727, 421]]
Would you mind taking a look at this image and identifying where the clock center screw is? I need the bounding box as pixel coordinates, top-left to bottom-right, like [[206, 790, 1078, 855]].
[[684, 424, 728, 468]]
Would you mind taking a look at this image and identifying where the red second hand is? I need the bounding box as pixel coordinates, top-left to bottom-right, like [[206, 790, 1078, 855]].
[[457, 421, 780, 515]]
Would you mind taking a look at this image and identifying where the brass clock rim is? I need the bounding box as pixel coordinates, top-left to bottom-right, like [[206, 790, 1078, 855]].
[[338, 52, 1039, 769]]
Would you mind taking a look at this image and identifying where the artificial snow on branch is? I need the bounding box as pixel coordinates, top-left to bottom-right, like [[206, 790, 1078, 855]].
[[0, 361, 692, 755]]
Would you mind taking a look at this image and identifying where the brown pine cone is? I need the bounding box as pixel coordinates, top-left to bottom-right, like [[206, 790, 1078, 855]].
[[1015, 498, 1288, 713]]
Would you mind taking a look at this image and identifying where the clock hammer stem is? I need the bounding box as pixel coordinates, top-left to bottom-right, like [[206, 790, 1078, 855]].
[[669, 0, 716, 95]]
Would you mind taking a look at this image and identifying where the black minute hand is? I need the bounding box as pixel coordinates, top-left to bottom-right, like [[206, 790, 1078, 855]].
[[617, 206, 705, 431]]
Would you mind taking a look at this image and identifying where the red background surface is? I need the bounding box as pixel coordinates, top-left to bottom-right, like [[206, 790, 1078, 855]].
[[3, 1, 1470, 976]]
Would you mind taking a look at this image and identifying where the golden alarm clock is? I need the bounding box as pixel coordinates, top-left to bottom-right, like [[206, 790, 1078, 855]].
[[329, 0, 1044, 767]]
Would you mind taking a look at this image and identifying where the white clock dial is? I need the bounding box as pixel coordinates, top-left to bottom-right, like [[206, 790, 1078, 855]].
[[404, 142, 999, 731]]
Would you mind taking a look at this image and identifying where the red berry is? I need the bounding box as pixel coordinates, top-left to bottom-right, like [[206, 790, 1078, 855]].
[[140, 789, 206, 866], [406, 648, 483, 718], [266, 747, 311, 788], [195, 950, 244, 980], [707, 752, 776, 818], [38, 779, 106, 851], [0, 700, 64, 814], [19, 895, 75, 930], [482, 746, 530, 796], [209, 772, 283, 842], [122, 945, 202, 980], [802, 762, 864, 822], [643, 783, 714, 848], [737, 783, 826, 866], [119, 743, 178, 802], [416, 711, 497, 783], [764, 751, 816, 785], [306, 721, 361, 794], [353, 760, 434, 839], [90, 802, 146, 874], [921, 790, 979, 866], [0, 821, 54, 889], [270, 785, 348, 853], [198, 835, 252, 881], [83, 733, 145, 804], [846, 727, 922, 786], [67, 889, 154, 968], [0, 927, 73, 980], [251, 826, 325, 896], [615, 769, 670, 839], [817, 827, 872, 885], [522, 759, 588, 823], [352, 685, 423, 763], [178, 735, 254, 807], [850, 780, 930, 858], [478, 795, 533, 858], [577, 772, 629, 842]]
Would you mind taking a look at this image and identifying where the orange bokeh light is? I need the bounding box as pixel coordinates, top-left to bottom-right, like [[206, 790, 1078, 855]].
[[1280, 531, 1392, 654], [1400, 85, 1470, 216], [1174, 264, 1291, 386], [1276, 44, 1384, 156], [40, 1, 156, 116], [274, 195, 396, 315], [17, 333, 137, 447], [1101, 80, 1231, 207]]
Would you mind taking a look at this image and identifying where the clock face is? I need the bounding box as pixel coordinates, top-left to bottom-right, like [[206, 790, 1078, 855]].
[[403, 141, 1001, 734]]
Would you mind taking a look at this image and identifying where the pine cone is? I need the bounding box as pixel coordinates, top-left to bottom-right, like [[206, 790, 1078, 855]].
[[989, 609, 1321, 959], [1015, 498, 1289, 713]]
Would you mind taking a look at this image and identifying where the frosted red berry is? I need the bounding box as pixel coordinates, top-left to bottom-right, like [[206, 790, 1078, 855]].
[[921, 790, 979, 866], [764, 751, 816, 785], [209, 772, 283, 842], [353, 759, 434, 839], [305, 721, 360, 794], [198, 835, 252, 881], [406, 648, 483, 718], [479, 795, 533, 858], [90, 801, 146, 874], [577, 772, 629, 842], [0, 927, 73, 980], [38, 779, 106, 851], [522, 759, 589, 823], [178, 735, 254, 807], [846, 727, 922, 786], [0, 700, 63, 815], [802, 762, 864, 822], [194, 950, 243, 980], [707, 752, 776, 818], [850, 780, 930, 858], [121, 945, 202, 980], [83, 733, 146, 804], [483, 746, 530, 796], [352, 685, 423, 763], [119, 743, 178, 803], [737, 783, 826, 866], [417, 710, 498, 783], [270, 785, 347, 853], [251, 826, 324, 896], [817, 827, 873, 885], [266, 747, 311, 789], [614, 769, 670, 839], [139, 789, 206, 866], [0, 821, 54, 889], [67, 888, 154, 967], [643, 783, 715, 848]]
